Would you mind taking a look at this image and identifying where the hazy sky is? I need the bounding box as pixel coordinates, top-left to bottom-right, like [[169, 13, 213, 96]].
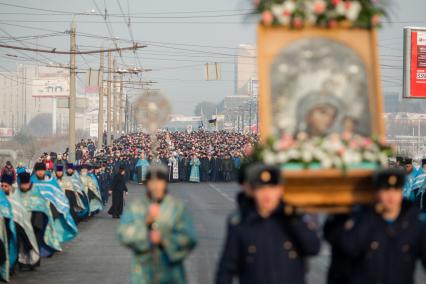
[[0, 0, 425, 115]]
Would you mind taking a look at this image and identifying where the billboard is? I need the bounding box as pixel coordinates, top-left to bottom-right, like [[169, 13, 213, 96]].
[[32, 78, 69, 97], [403, 27, 426, 98], [0, 128, 13, 137]]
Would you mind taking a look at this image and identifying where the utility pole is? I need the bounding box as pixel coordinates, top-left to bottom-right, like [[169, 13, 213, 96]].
[[68, 20, 76, 162], [107, 51, 112, 146], [97, 50, 104, 149], [118, 74, 123, 136], [112, 58, 117, 139]]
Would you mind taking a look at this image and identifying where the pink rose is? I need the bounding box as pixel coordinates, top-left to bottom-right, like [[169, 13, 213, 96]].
[[314, 2, 327, 14], [279, 133, 294, 150], [371, 15, 381, 26], [362, 138, 373, 148], [350, 140, 359, 149], [293, 17, 303, 28], [344, 1, 352, 10], [332, 0, 341, 6], [328, 19, 338, 28], [252, 0, 261, 7], [337, 148, 345, 156], [262, 11, 274, 26], [283, 10, 292, 17]]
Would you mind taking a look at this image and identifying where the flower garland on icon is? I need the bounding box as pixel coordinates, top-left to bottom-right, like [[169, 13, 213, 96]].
[[252, 0, 386, 29], [244, 133, 394, 170]]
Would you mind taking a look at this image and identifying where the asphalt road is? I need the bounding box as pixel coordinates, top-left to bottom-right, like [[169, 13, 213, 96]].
[[11, 182, 426, 284]]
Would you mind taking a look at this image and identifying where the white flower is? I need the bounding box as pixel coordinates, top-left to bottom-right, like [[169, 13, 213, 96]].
[[335, 2, 346, 16], [379, 153, 389, 167], [321, 157, 333, 169], [302, 150, 313, 163], [305, 12, 317, 25], [283, 0, 296, 14], [363, 151, 377, 162], [287, 148, 301, 160], [277, 152, 288, 164], [313, 149, 326, 161], [343, 150, 362, 164], [271, 4, 291, 25], [346, 1, 362, 21], [264, 150, 276, 165]]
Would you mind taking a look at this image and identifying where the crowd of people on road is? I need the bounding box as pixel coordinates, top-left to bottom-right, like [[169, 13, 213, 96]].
[[0, 130, 257, 282], [0, 150, 129, 282], [3, 131, 426, 284], [76, 131, 258, 184]]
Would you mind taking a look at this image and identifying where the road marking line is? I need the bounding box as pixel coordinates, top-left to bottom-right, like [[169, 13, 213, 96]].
[[208, 183, 235, 203]]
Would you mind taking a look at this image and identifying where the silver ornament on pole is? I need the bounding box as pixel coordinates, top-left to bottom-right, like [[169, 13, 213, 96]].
[[134, 91, 171, 161]]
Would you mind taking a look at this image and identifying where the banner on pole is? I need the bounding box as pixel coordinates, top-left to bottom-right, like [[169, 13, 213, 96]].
[[85, 68, 101, 93]]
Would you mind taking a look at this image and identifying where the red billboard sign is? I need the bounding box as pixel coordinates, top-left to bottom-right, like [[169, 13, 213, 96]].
[[404, 27, 426, 98], [0, 128, 13, 137]]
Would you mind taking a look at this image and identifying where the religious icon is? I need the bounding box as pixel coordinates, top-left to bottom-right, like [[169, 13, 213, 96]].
[[270, 38, 371, 138]]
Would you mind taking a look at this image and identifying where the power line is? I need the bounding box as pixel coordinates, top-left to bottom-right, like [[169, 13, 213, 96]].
[[0, 22, 254, 56], [115, 0, 142, 68], [0, 2, 251, 16], [0, 42, 144, 54], [91, 0, 126, 66]]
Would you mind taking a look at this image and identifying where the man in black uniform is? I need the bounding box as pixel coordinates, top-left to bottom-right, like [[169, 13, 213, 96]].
[[328, 168, 426, 284], [216, 163, 321, 284]]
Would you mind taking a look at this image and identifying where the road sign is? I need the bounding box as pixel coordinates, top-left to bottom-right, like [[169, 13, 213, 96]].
[[204, 63, 221, 81]]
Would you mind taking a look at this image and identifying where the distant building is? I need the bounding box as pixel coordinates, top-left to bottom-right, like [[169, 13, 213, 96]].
[[0, 65, 55, 133], [0, 65, 88, 136], [234, 44, 257, 96], [223, 95, 257, 132], [164, 115, 202, 132]]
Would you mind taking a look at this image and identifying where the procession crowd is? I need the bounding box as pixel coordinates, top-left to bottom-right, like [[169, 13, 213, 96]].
[[76, 130, 258, 183], [0, 150, 128, 282], [0, 130, 257, 282], [2, 131, 426, 284]]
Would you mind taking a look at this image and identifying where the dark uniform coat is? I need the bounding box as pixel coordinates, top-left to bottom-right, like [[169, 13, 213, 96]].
[[200, 157, 210, 182], [108, 173, 128, 217], [216, 203, 321, 284], [324, 214, 355, 284], [96, 172, 108, 205], [333, 201, 426, 284]]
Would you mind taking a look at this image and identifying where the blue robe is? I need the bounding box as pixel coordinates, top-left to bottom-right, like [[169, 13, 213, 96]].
[[7, 190, 40, 267], [403, 171, 418, 201], [118, 194, 197, 284], [0, 190, 17, 282], [189, 158, 201, 183], [135, 159, 150, 183], [71, 172, 90, 219], [30, 176, 78, 243]]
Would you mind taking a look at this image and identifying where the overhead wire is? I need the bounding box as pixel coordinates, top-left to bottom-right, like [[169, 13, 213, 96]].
[[115, 0, 142, 69], [0, 2, 252, 16]]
